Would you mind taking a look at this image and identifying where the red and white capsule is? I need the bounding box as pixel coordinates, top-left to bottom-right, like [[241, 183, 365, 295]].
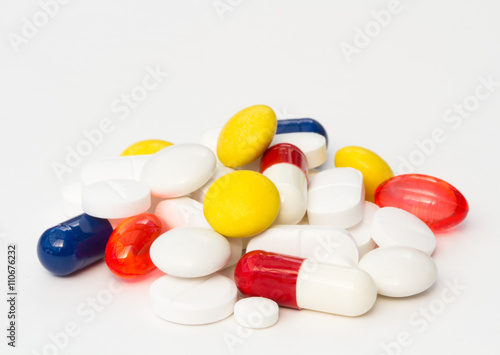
[[260, 143, 308, 225], [234, 250, 377, 317]]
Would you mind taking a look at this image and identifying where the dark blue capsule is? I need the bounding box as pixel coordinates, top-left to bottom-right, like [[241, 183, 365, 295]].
[[37, 213, 113, 276], [276, 118, 329, 146]]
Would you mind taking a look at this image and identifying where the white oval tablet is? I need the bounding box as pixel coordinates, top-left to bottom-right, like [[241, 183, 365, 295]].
[[81, 179, 150, 219], [140, 144, 216, 198], [370, 207, 436, 255], [359, 246, 438, 297], [234, 297, 279, 329], [347, 201, 379, 258], [263, 164, 307, 225], [246, 225, 359, 265], [150, 274, 237, 325], [271, 132, 327, 169], [307, 168, 365, 228], [81, 155, 151, 185], [150, 227, 231, 278]]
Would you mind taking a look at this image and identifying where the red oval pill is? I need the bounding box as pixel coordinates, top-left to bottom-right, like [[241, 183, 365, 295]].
[[105, 213, 163, 279], [374, 174, 468, 232]]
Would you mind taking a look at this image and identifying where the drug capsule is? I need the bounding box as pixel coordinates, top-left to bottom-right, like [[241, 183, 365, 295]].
[[374, 174, 469, 231], [234, 250, 377, 317], [37, 213, 114, 276], [276, 118, 329, 146]]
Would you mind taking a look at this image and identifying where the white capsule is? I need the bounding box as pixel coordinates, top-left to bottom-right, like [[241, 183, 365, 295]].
[[359, 246, 438, 297], [370, 207, 436, 255], [307, 168, 365, 228]]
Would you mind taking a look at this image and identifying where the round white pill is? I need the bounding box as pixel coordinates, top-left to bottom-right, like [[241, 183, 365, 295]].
[[81, 179, 150, 219], [359, 246, 438, 297], [140, 143, 216, 198], [150, 227, 231, 278], [370, 207, 436, 255], [234, 297, 279, 329], [150, 274, 237, 325]]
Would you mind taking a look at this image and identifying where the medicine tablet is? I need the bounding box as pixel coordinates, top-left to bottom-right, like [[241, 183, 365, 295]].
[[217, 105, 277, 167], [150, 227, 231, 278], [307, 168, 365, 228], [246, 225, 359, 265], [154, 197, 211, 231], [234, 297, 279, 329], [121, 139, 173, 156], [335, 146, 393, 203], [82, 179, 151, 219], [141, 143, 216, 198], [150, 274, 237, 325], [81, 155, 151, 186], [370, 207, 436, 255], [359, 246, 438, 297], [347, 201, 379, 258]]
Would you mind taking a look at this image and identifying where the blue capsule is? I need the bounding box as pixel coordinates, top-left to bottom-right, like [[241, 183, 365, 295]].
[[276, 118, 329, 146], [37, 214, 113, 276]]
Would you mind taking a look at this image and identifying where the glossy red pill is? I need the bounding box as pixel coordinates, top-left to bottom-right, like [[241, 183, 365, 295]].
[[374, 174, 468, 232], [260, 143, 309, 180], [105, 213, 163, 279]]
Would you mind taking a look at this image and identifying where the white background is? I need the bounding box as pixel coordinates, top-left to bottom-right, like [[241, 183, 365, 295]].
[[1, 0, 500, 354]]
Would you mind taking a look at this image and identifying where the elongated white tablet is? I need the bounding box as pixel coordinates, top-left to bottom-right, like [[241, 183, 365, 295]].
[[190, 165, 234, 203], [359, 246, 438, 297], [81, 179, 150, 219], [150, 227, 231, 278], [246, 225, 359, 264], [61, 181, 83, 217], [234, 297, 279, 329], [370, 207, 436, 255], [347, 201, 379, 258], [271, 132, 327, 169], [81, 154, 151, 185], [150, 274, 237, 325], [307, 168, 365, 228], [140, 144, 216, 198]]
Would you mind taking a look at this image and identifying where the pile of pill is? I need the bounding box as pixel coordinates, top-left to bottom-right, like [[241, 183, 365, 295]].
[[37, 104, 469, 328]]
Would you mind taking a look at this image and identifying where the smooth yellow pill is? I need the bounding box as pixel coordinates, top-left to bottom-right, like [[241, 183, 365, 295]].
[[203, 170, 280, 238], [335, 146, 393, 203], [217, 105, 277, 168], [121, 139, 173, 156]]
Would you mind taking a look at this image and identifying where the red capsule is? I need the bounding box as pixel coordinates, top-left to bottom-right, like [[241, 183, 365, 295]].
[[260, 143, 309, 180], [105, 213, 163, 279], [374, 174, 468, 231]]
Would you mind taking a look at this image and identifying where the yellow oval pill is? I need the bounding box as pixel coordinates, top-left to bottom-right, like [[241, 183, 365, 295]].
[[121, 139, 173, 156], [217, 105, 277, 168], [335, 146, 393, 203], [203, 170, 280, 238]]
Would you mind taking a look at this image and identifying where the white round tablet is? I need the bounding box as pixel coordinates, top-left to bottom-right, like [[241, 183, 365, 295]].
[[81, 179, 150, 219], [359, 246, 438, 297], [370, 207, 436, 255], [150, 274, 237, 325], [234, 297, 279, 329], [150, 227, 231, 278], [140, 143, 216, 198]]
